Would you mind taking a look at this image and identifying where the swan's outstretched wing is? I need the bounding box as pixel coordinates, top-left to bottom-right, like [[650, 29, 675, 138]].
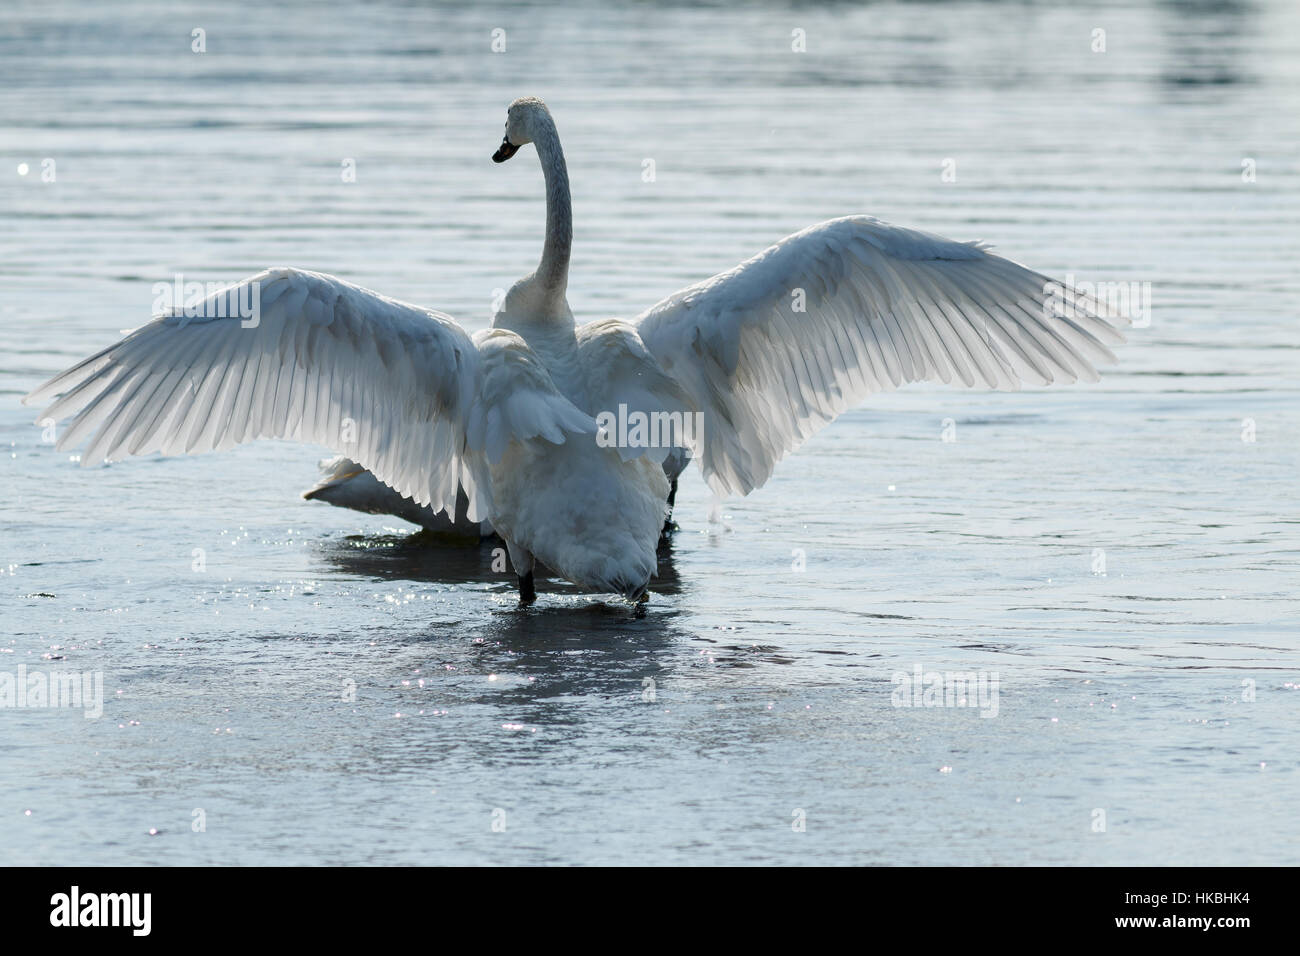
[[26, 268, 488, 518], [635, 216, 1128, 497]]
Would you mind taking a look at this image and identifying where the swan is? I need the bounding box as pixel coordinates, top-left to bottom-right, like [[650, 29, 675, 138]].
[[302, 451, 687, 542], [303, 455, 492, 538], [24, 96, 1126, 606]]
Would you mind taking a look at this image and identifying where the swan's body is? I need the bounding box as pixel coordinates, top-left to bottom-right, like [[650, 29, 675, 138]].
[[25, 96, 1126, 605], [303, 456, 491, 538]]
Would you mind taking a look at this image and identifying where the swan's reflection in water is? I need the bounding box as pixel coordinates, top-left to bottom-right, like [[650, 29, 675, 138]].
[[313, 529, 691, 707]]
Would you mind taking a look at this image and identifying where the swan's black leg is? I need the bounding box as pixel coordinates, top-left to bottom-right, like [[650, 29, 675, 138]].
[[660, 477, 679, 540], [517, 570, 536, 607]]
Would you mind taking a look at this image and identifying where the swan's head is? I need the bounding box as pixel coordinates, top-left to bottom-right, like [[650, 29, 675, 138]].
[[493, 96, 551, 163]]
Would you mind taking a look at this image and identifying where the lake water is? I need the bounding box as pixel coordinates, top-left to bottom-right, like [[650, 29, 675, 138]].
[[1, 0, 1297, 865]]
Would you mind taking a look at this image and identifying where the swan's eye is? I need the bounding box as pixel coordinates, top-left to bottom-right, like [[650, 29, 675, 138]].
[[493, 136, 520, 163]]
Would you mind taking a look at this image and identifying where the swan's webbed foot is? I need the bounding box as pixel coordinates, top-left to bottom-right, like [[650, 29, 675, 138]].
[[517, 570, 536, 607]]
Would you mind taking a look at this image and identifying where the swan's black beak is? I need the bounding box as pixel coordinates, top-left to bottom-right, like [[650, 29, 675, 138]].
[[492, 136, 519, 163]]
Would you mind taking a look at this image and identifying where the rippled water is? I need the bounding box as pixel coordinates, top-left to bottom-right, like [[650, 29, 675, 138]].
[[2, 0, 1297, 865]]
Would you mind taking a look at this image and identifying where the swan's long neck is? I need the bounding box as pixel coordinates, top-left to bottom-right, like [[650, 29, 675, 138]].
[[532, 116, 571, 307]]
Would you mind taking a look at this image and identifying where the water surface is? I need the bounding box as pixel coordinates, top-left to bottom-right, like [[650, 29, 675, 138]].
[[1, 0, 1297, 865]]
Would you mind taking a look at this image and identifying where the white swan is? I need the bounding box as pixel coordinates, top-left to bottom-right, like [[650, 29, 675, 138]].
[[24, 96, 1126, 605], [303, 455, 492, 538], [302, 449, 687, 541]]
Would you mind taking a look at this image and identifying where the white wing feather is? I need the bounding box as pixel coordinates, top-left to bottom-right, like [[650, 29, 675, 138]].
[[468, 328, 599, 463], [575, 318, 695, 464], [635, 216, 1128, 497], [24, 268, 579, 523]]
